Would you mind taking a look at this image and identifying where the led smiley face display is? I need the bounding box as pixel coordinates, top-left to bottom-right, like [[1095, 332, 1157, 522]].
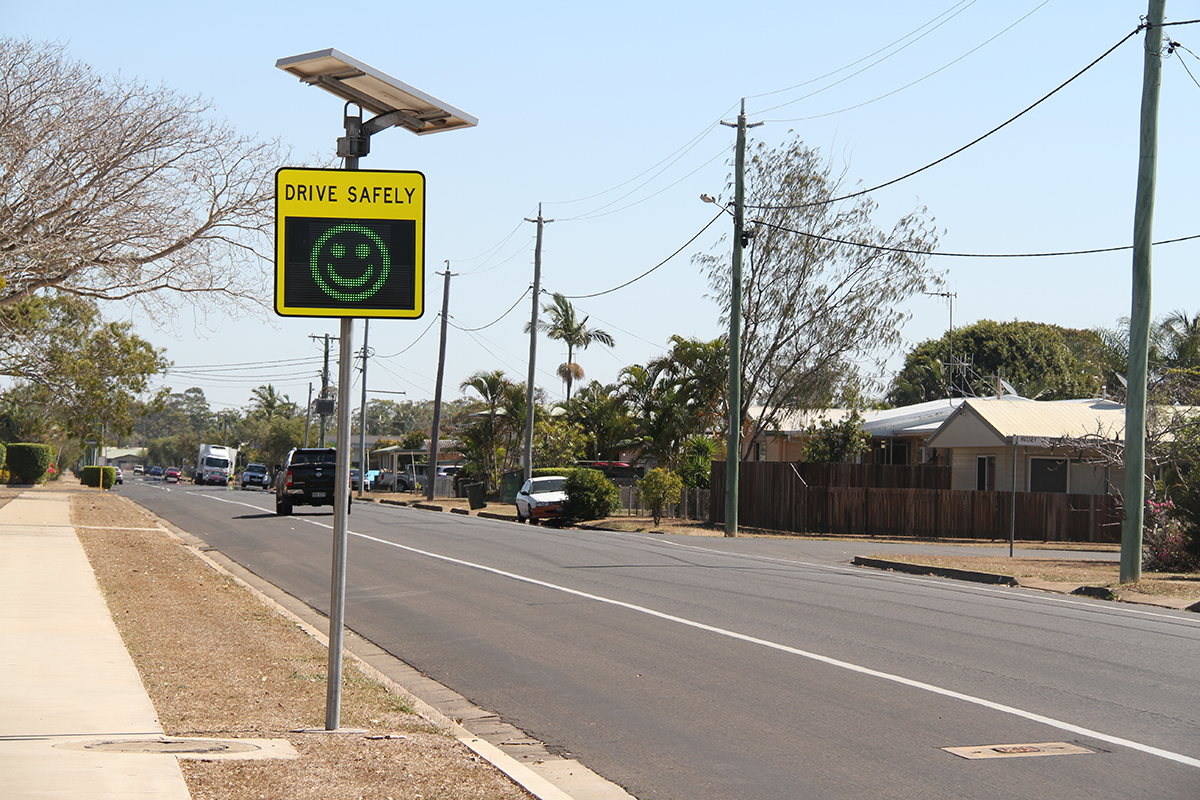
[[282, 217, 417, 314], [310, 223, 391, 303]]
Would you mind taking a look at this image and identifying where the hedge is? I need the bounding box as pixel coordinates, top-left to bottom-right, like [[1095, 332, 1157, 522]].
[[80, 466, 117, 489], [6, 443, 53, 485]]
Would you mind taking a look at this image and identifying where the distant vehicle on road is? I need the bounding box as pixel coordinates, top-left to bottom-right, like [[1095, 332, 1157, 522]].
[[241, 463, 271, 489], [515, 475, 567, 523], [196, 444, 236, 486], [148, 466, 163, 480], [113, 467, 123, 485], [164, 467, 181, 484], [133, 465, 144, 475], [350, 468, 369, 491]]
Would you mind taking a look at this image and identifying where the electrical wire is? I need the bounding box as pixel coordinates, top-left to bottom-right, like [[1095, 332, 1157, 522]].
[[764, 1, 1050, 124], [749, 216, 1200, 259], [753, 0, 986, 115], [749, 25, 1144, 211], [1167, 39, 1200, 89], [558, 209, 727, 300], [451, 286, 531, 332], [375, 316, 438, 359]]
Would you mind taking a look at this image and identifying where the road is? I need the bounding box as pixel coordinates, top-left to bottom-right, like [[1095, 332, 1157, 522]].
[[123, 480, 1200, 800]]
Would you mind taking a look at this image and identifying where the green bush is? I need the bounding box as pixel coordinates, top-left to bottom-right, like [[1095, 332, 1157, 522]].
[[0, 443, 7, 475], [561, 468, 619, 523], [6, 443, 54, 484], [80, 466, 116, 489], [638, 468, 683, 527]]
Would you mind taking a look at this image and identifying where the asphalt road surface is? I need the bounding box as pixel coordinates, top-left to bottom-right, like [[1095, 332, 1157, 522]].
[[124, 480, 1200, 800]]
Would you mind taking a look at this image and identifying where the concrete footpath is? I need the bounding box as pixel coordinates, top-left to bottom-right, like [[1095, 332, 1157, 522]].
[[0, 490, 191, 799]]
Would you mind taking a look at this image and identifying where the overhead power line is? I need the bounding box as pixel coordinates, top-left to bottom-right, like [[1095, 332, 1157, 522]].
[[749, 216, 1200, 258], [749, 25, 1144, 211], [558, 209, 727, 300]]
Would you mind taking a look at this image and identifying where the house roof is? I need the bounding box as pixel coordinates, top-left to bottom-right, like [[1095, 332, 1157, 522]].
[[924, 398, 1127, 450]]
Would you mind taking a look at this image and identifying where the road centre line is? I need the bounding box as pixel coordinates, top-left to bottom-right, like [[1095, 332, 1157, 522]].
[[188, 492, 1198, 767]]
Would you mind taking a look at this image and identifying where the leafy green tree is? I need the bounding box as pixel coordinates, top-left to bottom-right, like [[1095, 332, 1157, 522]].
[[695, 135, 940, 455], [0, 295, 167, 441], [619, 336, 727, 470], [531, 416, 585, 469], [565, 381, 638, 461], [679, 435, 719, 488], [525, 293, 615, 401], [638, 468, 683, 527], [887, 320, 1101, 405], [802, 411, 871, 463]]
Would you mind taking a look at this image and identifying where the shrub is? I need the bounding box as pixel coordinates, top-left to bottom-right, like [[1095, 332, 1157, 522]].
[[1143, 499, 1198, 572], [0, 443, 7, 474], [80, 466, 116, 489], [6, 443, 54, 484], [561, 468, 619, 523], [638, 468, 683, 527]]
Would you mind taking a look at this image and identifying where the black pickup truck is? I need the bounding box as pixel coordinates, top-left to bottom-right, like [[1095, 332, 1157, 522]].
[[274, 448, 341, 516]]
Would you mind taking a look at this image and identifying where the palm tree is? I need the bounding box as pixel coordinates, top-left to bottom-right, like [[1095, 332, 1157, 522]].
[[459, 370, 510, 489], [1158, 309, 1200, 370], [249, 384, 295, 421], [525, 293, 615, 401]]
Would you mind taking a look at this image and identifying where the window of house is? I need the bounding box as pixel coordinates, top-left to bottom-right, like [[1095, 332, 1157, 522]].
[[976, 455, 996, 491], [1029, 457, 1069, 493]]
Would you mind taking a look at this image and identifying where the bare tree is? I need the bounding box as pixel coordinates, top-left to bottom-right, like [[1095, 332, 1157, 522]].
[[0, 38, 286, 318], [696, 137, 941, 458]]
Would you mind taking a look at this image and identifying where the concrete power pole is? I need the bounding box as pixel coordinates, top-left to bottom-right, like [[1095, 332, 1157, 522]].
[[523, 205, 552, 482], [427, 264, 454, 500], [1121, 0, 1166, 584]]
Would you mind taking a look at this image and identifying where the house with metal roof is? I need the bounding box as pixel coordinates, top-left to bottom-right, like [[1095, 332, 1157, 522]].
[[923, 398, 1126, 495]]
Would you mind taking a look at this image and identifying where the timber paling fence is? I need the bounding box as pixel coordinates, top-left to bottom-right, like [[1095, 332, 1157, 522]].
[[709, 461, 1120, 543]]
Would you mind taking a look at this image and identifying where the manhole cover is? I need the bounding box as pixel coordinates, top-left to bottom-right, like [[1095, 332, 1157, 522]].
[[943, 741, 1093, 760], [81, 739, 261, 755]]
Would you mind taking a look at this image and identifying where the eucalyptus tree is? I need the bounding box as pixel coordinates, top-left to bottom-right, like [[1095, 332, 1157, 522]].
[[696, 136, 940, 456]]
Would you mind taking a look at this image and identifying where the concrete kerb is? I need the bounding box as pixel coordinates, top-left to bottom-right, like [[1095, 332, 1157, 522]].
[[125, 495, 634, 800], [853, 554, 1198, 612]]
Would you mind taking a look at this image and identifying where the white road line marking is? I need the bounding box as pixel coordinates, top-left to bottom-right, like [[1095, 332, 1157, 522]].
[[189, 493, 1199, 768]]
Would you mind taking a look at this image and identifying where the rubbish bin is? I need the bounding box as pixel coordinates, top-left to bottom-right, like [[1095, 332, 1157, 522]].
[[465, 482, 486, 510]]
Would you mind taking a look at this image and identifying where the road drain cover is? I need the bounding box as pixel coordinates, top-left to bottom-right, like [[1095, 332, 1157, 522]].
[[55, 737, 298, 760], [943, 742, 1093, 760]]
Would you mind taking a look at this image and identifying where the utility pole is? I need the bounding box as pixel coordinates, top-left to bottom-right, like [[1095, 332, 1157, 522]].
[[924, 290, 957, 396], [310, 333, 335, 447], [1122, 0, 1165, 584], [427, 263, 454, 500], [523, 205, 552, 481], [304, 383, 313, 448], [357, 321, 370, 499], [720, 100, 761, 537]]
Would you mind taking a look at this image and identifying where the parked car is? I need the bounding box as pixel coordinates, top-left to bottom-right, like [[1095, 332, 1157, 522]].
[[164, 467, 181, 484], [133, 464, 144, 475], [241, 463, 271, 489], [515, 475, 568, 523], [113, 467, 123, 485], [349, 468, 369, 491], [148, 466, 163, 480]]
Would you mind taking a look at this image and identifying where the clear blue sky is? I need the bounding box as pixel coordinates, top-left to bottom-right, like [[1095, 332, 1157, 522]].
[[10, 1, 1200, 412]]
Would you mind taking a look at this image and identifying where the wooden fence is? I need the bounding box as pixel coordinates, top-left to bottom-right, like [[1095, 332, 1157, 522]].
[[710, 461, 1119, 543]]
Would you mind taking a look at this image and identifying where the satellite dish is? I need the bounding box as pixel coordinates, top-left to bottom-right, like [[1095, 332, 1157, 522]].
[[1116, 373, 1128, 388], [999, 379, 1018, 397]]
